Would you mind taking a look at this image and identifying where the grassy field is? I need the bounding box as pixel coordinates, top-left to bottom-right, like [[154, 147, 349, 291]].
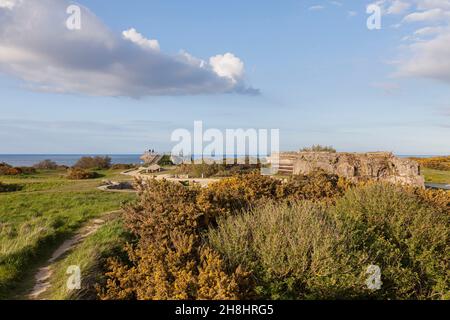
[[422, 168, 450, 184], [0, 169, 136, 299]]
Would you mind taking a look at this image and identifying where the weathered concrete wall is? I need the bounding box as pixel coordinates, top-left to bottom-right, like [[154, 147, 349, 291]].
[[273, 152, 424, 187]]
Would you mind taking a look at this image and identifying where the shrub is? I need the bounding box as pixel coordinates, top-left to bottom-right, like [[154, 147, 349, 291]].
[[74, 156, 111, 170], [66, 168, 100, 180], [110, 164, 136, 170], [98, 179, 250, 300], [300, 145, 337, 153], [16, 167, 36, 175], [197, 173, 282, 221], [208, 183, 449, 300], [277, 170, 353, 203], [157, 155, 173, 167], [208, 201, 342, 299], [410, 156, 450, 171], [174, 163, 259, 178], [99, 173, 448, 300], [0, 163, 36, 176], [0, 182, 22, 193], [331, 183, 449, 300], [175, 163, 222, 178], [33, 159, 58, 170]]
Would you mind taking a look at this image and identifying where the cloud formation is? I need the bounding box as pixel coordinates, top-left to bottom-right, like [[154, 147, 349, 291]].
[[0, 0, 257, 97], [122, 28, 160, 51], [372, 0, 450, 85]]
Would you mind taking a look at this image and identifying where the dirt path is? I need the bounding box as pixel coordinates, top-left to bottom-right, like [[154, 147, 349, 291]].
[[27, 211, 120, 300]]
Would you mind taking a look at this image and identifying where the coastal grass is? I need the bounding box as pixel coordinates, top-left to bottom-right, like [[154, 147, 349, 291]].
[[0, 169, 135, 299], [422, 168, 450, 184], [42, 219, 128, 300]]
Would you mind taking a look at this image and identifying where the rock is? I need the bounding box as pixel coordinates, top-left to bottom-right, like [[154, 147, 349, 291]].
[[271, 152, 425, 187]]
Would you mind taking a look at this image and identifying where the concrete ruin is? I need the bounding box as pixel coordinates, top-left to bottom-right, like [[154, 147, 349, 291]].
[[269, 152, 425, 187]]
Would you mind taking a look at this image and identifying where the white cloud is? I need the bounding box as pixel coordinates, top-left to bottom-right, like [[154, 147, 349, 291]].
[[414, 25, 445, 36], [0, 0, 257, 97], [0, 0, 20, 9], [122, 28, 160, 51], [375, 0, 450, 86], [417, 0, 450, 10], [403, 8, 450, 22], [396, 29, 450, 83], [387, 0, 411, 14], [309, 5, 325, 11], [209, 53, 244, 83]]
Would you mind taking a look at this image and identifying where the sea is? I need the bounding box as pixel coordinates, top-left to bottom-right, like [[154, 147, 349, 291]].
[[0, 154, 143, 167]]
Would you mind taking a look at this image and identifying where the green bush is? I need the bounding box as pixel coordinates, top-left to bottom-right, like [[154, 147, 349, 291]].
[[300, 145, 337, 153], [331, 183, 449, 300], [0, 182, 22, 193], [174, 163, 259, 178], [208, 201, 342, 299], [208, 183, 449, 300], [157, 155, 173, 167], [110, 164, 136, 170]]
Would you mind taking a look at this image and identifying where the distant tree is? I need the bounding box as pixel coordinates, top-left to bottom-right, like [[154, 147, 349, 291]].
[[73, 156, 112, 170], [34, 159, 58, 170], [300, 145, 337, 153]]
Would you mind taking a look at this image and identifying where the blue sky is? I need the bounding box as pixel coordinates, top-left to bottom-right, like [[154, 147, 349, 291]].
[[0, 0, 449, 154]]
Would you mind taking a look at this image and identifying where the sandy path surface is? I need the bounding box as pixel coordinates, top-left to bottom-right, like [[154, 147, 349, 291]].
[[27, 212, 119, 300]]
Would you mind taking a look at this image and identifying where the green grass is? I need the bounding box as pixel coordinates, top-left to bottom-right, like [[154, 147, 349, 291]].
[[422, 168, 450, 184], [0, 169, 136, 299], [43, 219, 128, 300]]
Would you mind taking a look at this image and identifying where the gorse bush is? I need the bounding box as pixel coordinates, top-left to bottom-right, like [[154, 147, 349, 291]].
[[97, 173, 355, 300], [74, 156, 111, 170], [0, 163, 36, 176], [99, 179, 250, 300], [278, 171, 353, 203], [98, 173, 449, 300], [66, 168, 100, 180], [410, 156, 450, 171]]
